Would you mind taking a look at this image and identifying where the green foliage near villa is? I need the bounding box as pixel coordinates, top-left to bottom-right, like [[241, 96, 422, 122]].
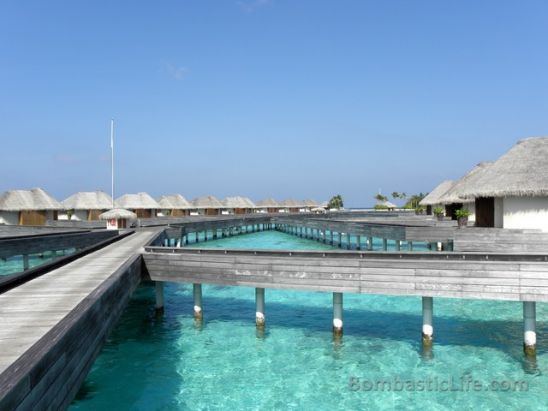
[[327, 195, 344, 209]]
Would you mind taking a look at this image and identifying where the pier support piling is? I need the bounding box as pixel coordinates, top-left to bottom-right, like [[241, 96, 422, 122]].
[[523, 301, 536, 357], [193, 284, 203, 320], [155, 281, 164, 313], [23, 254, 30, 271], [256, 288, 265, 327], [422, 297, 433, 347], [333, 292, 343, 336]]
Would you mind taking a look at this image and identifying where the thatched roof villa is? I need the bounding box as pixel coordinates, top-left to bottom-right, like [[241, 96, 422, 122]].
[[115, 193, 160, 218], [419, 180, 455, 215], [157, 194, 192, 217], [0, 188, 62, 225], [302, 199, 319, 212], [60, 191, 114, 221], [99, 208, 137, 229], [222, 196, 256, 215], [191, 196, 224, 215], [437, 162, 493, 222], [255, 198, 282, 213], [457, 137, 548, 231], [376, 200, 397, 210], [280, 199, 303, 213]]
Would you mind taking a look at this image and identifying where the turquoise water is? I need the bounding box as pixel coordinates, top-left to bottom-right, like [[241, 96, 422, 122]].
[[71, 231, 547, 410], [183, 228, 430, 252], [0, 249, 76, 276]]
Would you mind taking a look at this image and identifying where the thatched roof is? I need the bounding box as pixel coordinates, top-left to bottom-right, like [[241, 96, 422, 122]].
[[302, 199, 319, 207], [256, 198, 280, 208], [419, 180, 455, 206], [115, 193, 160, 209], [62, 191, 113, 210], [158, 194, 192, 209], [191, 196, 223, 209], [222, 196, 256, 209], [378, 200, 397, 209], [280, 199, 303, 207], [0, 188, 62, 211], [438, 162, 493, 204], [99, 208, 137, 220], [458, 137, 548, 198]]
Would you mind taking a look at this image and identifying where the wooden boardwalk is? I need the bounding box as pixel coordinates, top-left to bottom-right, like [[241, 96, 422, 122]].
[[0, 229, 158, 410], [143, 247, 548, 302]]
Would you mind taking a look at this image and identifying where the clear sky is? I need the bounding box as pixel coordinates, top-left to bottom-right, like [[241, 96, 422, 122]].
[[1, 1, 547, 207]]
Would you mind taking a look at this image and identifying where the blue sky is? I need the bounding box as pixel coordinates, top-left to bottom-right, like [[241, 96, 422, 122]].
[[1, 1, 547, 207]]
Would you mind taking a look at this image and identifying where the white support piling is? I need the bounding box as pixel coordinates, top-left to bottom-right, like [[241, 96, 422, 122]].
[[422, 297, 433, 347], [23, 254, 30, 271], [333, 292, 343, 336], [193, 284, 203, 320], [256, 288, 265, 327], [523, 301, 536, 357], [368, 237, 373, 251], [155, 281, 164, 311]]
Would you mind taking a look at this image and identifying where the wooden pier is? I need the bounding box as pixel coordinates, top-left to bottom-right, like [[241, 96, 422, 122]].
[[0, 213, 546, 410], [0, 230, 158, 410]]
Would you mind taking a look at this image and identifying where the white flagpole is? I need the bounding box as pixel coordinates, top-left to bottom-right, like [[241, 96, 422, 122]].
[[110, 119, 114, 208]]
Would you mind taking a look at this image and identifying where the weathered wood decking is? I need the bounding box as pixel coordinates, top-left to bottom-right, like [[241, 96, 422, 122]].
[[143, 247, 548, 302], [0, 230, 158, 410]]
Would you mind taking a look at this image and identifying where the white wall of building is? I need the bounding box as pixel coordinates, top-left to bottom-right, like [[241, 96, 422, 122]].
[[464, 202, 476, 223], [58, 210, 88, 221], [0, 211, 19, 225], [503, 197, 548, 232]]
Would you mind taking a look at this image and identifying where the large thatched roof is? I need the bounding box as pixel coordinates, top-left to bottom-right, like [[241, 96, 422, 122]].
[[302, 199, 319, 207], [280, 199, 303, 207], [99, 208, 137, 220], [0, 188, 62, 211], [458, 137, 548, 198], [191, 196, 223, 209], [222, 196, 256, 209], [158, 194, 192, 209], [62, 191, 113, 210], [438, 162, 493, 204], [256, 198, 280, 208], [419, 180, 455, 206], [115, 193, 160, 209]]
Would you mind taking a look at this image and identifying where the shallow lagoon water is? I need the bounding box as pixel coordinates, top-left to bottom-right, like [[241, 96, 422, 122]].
[[71, 231, 547, 410]]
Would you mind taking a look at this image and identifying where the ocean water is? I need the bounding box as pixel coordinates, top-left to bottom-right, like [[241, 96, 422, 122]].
[[0, 249, 76, 276], [71, 231, 547, 410]]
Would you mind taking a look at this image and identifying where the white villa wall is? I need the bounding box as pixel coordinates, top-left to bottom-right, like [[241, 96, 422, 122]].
[[503, 197, 548, 232], [464, 202, 476, 223], [0, 211, 19, 225], [58, 210, 87, 221]]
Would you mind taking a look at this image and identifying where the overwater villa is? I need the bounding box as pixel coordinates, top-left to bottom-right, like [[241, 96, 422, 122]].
[[437, 162, 493, 224], [0, 188, 61, 225], [302, 199, 319, 212], [255, 198, 282, 213], [280, 199, 302, 213], [157, 194, 192, 217], [221, 196, 256, 215], [115, 192, 159, 218], [458, 137, 548, 231], [99, 208, 137, 229], [190, 196, 223, 215], [59, 191, 113, 221], [419, 180, 455, 216]]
